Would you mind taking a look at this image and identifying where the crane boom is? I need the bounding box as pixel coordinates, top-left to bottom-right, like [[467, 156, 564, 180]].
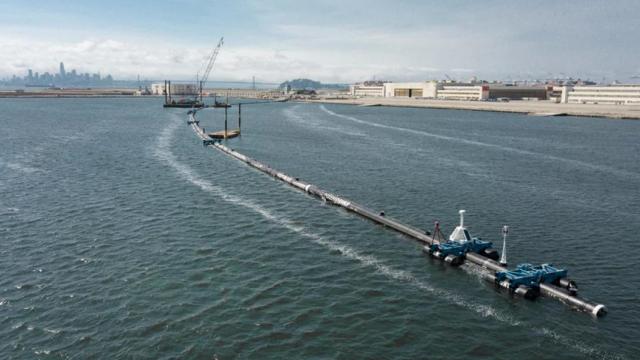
[[200, 37, 224, 87]]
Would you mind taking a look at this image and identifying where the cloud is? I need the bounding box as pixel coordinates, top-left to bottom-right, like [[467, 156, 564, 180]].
[[1, 0, 639, 83], [450, 69, 475, 73], [0, 37, 202, 80], [0, 36, 441, 83]]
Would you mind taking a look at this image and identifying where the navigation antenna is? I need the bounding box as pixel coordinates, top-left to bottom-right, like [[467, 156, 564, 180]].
[[199, 37, 224, 101], [500, 225, 509, 266]]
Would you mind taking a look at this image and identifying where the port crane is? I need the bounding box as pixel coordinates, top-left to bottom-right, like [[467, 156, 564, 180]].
[[197, 37, 224, 102]]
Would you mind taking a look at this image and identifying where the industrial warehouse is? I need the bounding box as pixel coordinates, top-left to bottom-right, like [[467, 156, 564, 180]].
[[350, 81, 640, 104]]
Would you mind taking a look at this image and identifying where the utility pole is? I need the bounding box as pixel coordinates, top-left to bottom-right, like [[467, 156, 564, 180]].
[[224, 103, 228, 138], [164, 80, 168, 104]]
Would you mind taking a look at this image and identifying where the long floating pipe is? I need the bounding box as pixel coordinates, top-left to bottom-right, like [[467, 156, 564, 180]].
[[188, 114, 607, 317]]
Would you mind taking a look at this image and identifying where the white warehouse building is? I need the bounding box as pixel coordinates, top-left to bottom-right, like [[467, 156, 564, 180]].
[[436, 85, 489, 101], [350, 83, 385, 97], [383, 82, 439, 98], [352, 81, 640, 104], [350, 81, 489, 101], [563, 85, 640, 104]]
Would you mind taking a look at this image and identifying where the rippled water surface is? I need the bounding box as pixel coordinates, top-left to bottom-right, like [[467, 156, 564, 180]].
[[1, 98, 639, 359]]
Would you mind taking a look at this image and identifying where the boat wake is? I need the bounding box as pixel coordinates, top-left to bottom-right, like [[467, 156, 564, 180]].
[[0, 159, 42, 174], [283, 105, 365, 137], [154, 114, 623, 360], [154, 115, 515, 322], [319, 105, 639, 181]]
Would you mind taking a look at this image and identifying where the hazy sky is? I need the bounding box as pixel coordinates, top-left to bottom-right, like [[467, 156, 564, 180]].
[[1, 0, 639, 83]]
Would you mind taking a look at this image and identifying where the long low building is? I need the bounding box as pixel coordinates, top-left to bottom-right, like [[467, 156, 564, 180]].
[[385, 82, 489, 101], [351, 80, 640, 104], [485, 85, 549, 100], [352, 81, 538, 101], [350, 83, 385, 97], [436, 85, 489, 101], [352, 81, 488, 100], [565, 85, 640, 104], [383, 82, 439, 98]]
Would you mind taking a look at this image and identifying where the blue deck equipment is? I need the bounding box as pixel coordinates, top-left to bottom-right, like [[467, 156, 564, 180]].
[[426, 210, 499, 265], [429, 238, 494, 258], [495, 263, 569, 299], [187, 114, 606, 317]]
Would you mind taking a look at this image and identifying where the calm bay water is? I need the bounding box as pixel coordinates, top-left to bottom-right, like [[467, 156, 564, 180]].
[[1, 98, 639, 359]]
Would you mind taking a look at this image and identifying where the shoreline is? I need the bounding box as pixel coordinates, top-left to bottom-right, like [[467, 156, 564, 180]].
[[3, 91, 640, 120], [0, 95, 148, 99], [0, 88, 144, 98], [0, 89, 274, 101], [303, 97, 640, 120]]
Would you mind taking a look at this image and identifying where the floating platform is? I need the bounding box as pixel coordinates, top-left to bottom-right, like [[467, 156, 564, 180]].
[[187, 113, 606, 318], [164, 102, 204, 108], [207, 129, 240, 139], [209, 102, 232, 108]]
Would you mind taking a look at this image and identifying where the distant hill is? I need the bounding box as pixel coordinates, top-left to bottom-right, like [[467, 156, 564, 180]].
[[279, 78, 348, 90]]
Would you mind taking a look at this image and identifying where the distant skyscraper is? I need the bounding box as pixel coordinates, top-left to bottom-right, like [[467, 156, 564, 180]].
[[7, 61, 114, 86]]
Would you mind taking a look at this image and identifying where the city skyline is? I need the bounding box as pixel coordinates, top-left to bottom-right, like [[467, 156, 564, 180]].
[[4, 61, 114, 86], [0, 0, 639, 83]]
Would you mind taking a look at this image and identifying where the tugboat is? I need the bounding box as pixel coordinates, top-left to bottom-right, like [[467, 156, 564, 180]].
[[424, 210, 499, 265]]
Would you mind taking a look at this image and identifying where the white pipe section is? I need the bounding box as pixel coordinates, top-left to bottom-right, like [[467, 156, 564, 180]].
[[188, 114, 607, 318]]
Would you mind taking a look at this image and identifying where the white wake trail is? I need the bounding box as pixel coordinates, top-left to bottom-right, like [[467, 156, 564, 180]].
[[154, 115, 516, 324], [319, 105, 639, 180], [282, 105, 366, 137], [154, 115, 623, 360]]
